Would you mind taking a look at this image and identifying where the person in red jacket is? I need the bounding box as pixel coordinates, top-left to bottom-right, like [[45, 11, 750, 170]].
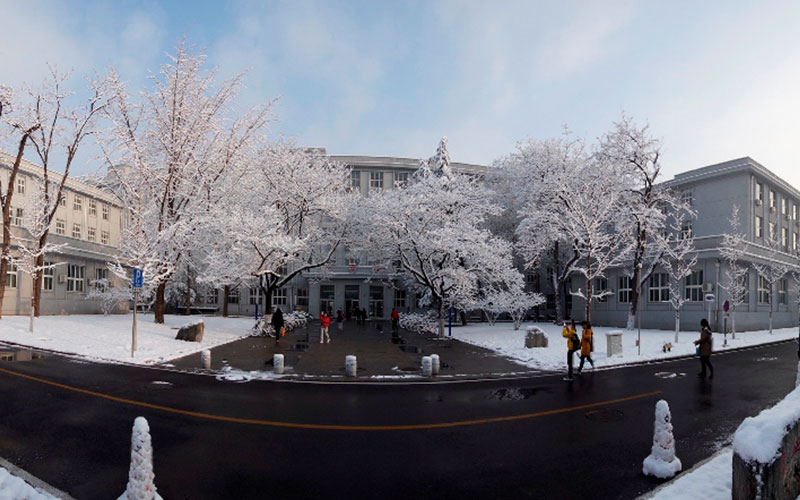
[[320, 311, 332, 344], [390, 308, 400, 337]]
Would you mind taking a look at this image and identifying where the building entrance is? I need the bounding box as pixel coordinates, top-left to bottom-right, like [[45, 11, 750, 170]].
[[345, 285, 360, 319], [369, 285, 384, 319], [320, 285, 335, 315]]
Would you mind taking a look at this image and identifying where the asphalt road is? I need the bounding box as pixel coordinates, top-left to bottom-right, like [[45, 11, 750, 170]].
[[0, 339, 797, 500]]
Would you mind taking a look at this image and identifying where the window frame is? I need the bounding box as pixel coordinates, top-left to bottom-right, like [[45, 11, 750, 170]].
[[369, 171, 384, 190], [66, 264, 85, 293], [618, 276, 632, 303], [685, 270, 704, 302], [648, 273, 670, 302], [757, 275, 770, 305]]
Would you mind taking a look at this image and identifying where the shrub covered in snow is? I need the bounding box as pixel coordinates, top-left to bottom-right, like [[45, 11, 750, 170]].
[[399, 312, 438, 335], [643, 399, 682, 479], [250, 310, 312, 336]]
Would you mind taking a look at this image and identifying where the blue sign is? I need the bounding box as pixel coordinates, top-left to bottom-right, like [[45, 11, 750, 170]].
[[132, 268, 143, 288]]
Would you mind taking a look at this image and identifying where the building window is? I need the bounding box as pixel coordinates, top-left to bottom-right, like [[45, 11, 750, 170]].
[[350, 171, 361, 191], [249, 287, 262, 305], [618, 276, 632, 303], [685, 270, 704, 302], [769, 189, 776, 209], [779, 279, 788, 305], [16, 177, 25, 195], [755, 215, 763, 238], [794, 232, 798, 252], [394, 289, 407, 308], [794, 203, 798, 221], [88, 199, 97, 216], [94, 268, 109, 292], [297, 288, 309, 307], [782, 227, 788, 248], [72, 223, 82, 239], [369, 171, 384, 190], [4, 262, 17, 288], [228, 288, 239, 304], [648, 273, 669, 302], [67, 264, 85, 292], [101, 231, 109, 245], [73, 195, 83, 211], [55, 219, 65, 235], [681, 190, 693, 207], [43, 263, 54, 291], [757, 275, 770, 304], [769, 221, 775, 240], [781, 198, 787, 216], [395, 172, 409, 188], [206, 289, 218, 304], [595, 278, 608, 302], [102, 204, 109, 220], [680, 221, 692, 240], [755, 181, 763, 203], [87, 227, 97, 242], [272, 288, 287, 307], [13, 207, 22, 226], [59, 194, 66, 207]]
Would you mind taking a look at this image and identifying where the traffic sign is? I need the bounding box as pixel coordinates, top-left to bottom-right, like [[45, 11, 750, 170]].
[[723, 299, 730, 313], [132, 268, 143, 288], [704, 293, 715, 302]]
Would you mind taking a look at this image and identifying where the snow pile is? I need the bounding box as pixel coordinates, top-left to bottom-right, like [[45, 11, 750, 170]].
[[733, 385, 800, 465], [119, 417, 163, 500], [0, 314, 251, 365], [0, 467, 60, 500], [648, 448, 733, 500], [399, 312, 438, 335], [643, 400, 682, 479]]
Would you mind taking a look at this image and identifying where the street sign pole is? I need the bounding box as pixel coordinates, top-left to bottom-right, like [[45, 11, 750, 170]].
[[131, 268, 143, 357]]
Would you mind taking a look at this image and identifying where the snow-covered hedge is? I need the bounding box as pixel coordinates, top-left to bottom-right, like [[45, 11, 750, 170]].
[[399, 312, 438, 335], [250, 311, 312, 336]]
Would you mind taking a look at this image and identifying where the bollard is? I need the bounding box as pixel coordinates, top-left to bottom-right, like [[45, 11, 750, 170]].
[[273, 354, 285, 375], [430, 354, 440, 375], [201, 349, 211, 369], [421, 356, 432, 377], [345, 355, 357, 377]]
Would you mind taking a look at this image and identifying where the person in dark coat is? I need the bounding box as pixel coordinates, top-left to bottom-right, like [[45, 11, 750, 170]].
[[694, 318, 713, 378], [271, 308, 284, 345]]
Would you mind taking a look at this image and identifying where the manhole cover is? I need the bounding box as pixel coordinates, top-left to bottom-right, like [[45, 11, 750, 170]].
[[584, 408, 624, 422]]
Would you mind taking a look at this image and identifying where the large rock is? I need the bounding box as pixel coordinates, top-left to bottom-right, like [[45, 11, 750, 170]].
[[525, 326, 548, 348], [176, 320, 204, 342]]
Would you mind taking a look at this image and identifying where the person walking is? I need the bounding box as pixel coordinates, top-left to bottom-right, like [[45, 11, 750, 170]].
[[271, 307, 284, 345], [577, 321, 595, 373], [561, 320, 579, 381], [694, 318, 714, 379], [390, 308, 400, 337], [320, 311, 331, 344], [336, 308, 344, 331], [361, 307, 368, 325]]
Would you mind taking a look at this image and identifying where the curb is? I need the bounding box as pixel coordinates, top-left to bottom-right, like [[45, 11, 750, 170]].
[[0, 456, 78, 500]]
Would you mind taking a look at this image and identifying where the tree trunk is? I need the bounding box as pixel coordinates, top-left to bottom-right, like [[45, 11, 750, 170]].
[[223, 285, 230, 317], [33, 253, 44, 317], [584, 255, 593, 322], [29, 295, 35, 333], [731, 306, 736, 339], [769, 295, 774, 334], [552, 242, 563, 324], [533, 272, 541, 321], [674, 309, 680, 343], [154, 281, 166, 323], [437, 304, 445, 337], [265, 287, 273, 315], [460, 310, 467, 326], [184, 273, 191, 315]]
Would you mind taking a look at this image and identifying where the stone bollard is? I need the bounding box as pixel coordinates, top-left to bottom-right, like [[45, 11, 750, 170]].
[[273, 354, 285, 375], [430, 354, 440, 375], [201, 349, 211, 369], [421, 356, 432, 377], [345, 355, 357, 377]]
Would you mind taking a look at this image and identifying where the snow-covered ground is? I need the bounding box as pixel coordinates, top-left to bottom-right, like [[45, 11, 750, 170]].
[[643, 448, 733, 500], [0, 466, 59, 500], [449, 322, 799, 371], [0, 313, 253, 365]]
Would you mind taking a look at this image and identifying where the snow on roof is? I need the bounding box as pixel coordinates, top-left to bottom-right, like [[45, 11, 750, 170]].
[[732, 385, 800, 464]]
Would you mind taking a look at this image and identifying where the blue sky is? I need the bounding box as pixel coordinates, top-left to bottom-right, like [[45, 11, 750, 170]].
[[3, 0, 800, 186]]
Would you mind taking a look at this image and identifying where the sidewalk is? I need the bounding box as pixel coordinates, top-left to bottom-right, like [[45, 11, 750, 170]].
[[167, 318, 538, 379]]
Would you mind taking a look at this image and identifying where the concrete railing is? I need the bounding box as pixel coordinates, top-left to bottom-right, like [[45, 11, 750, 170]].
[[732, 386, 800, 499]]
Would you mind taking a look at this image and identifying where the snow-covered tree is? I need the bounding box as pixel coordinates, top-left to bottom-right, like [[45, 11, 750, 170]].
[[119, 416, 162, 500], [598, 114, 676, 330], [86, 278, 131, 315], [642, 399, 682, 479], [661, 205, 697, 343], [477, 290, 543, 329], [752, 227, 792, 334], [720, 205, 748, 338], [9, 179, 67, 332], [353, 138, 522, 336], [101, 39, 273, 323]]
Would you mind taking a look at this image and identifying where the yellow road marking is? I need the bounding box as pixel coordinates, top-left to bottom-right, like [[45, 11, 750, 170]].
[[0, 366, 661, 431]]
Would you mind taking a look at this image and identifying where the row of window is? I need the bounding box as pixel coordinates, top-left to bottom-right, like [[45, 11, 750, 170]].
[[10, 209, 111, 245], [755, 181, 800, 219], [349, 171, 410, 191], [596, 272, 787, 305], [204, 286, 409, 309], [12, 177, 111, 220], [754, 215, 800, 250], [4, 263, 108, 293]]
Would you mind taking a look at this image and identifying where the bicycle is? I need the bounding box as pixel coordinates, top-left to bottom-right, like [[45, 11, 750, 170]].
[[252, 317, 276, 338]]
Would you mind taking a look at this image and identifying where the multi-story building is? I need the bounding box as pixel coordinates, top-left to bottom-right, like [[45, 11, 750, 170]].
[[0, 152, 125, 315], [576, 157, 800, 331], [198, 153, 487, 320]]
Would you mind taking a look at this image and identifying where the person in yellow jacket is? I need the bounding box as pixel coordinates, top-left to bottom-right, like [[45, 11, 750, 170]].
[[577, 321, 595, 373], [562, 320, 579, 380]]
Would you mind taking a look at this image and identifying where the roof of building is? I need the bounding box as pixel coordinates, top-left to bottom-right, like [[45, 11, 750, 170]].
[[330, 154, 487, 175], [663, 156, 800, 200], [0, 151, 122, 206]]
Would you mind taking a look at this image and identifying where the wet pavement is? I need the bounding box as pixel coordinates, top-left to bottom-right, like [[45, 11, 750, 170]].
[[167, 318, 538, 379]]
